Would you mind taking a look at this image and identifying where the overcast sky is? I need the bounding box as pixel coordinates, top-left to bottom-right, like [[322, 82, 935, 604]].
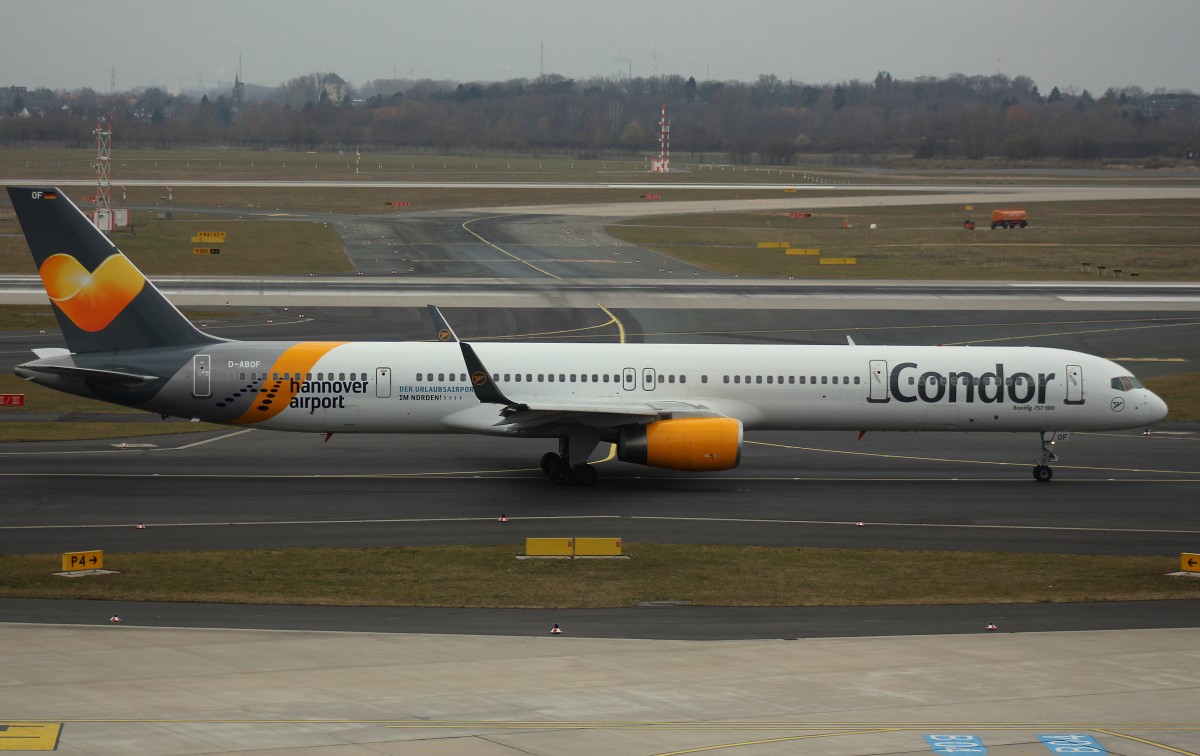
[[4, 0, 1196, 95]]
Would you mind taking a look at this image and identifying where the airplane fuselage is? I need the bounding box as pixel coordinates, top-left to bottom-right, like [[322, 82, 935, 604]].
[[19, 341, 1165, 438]]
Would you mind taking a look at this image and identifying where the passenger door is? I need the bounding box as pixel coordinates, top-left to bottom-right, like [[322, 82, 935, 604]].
[[192, 354, 211, 397], [1065, 364, 1084, 405], [868, 360, 888, 403]]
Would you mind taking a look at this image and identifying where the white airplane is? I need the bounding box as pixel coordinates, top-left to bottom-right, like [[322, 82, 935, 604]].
[[7, 186, 1168, 485]]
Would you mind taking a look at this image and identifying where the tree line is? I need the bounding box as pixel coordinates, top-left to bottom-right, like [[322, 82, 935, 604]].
[[2, 71, 1197, 162]]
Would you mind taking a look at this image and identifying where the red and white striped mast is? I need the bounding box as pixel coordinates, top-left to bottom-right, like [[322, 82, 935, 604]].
[[651, 103, 670, 173]]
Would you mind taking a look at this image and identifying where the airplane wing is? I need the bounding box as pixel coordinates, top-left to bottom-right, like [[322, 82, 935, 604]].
[[438, 306, 727, 433], [494, 399, 724, 430]]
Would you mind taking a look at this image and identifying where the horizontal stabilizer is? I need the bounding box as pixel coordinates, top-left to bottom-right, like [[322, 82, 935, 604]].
[[31, 348, 71, 359], [15, 363, 159, 385]]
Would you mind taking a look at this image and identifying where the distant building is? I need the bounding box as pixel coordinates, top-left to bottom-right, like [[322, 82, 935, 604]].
[[232, 74, 245, 104], [1141, 94, 1199, 118], [0, 85, 27, 111]]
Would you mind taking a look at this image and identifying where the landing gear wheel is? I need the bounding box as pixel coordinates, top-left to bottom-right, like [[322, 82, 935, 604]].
[[540, 452, 561, 475], [1033, 465, 1053, 482], [573, 464, 597, 487], [549, 463, 573, 486]]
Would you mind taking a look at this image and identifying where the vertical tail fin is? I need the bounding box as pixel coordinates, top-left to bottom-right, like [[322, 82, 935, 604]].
[[6, 186, 217, 353]]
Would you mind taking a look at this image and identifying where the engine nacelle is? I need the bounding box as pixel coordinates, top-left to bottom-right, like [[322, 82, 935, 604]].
[[618, 418, 743, 471]]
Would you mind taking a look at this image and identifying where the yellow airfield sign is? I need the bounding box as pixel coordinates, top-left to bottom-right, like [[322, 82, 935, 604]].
[[191, 231, 226, 243], [61, 550, 103, 572], [1181, 553, 1200, 573]]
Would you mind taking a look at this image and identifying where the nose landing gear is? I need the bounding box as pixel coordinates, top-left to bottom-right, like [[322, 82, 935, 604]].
[[1033, 433, 1060, 482]]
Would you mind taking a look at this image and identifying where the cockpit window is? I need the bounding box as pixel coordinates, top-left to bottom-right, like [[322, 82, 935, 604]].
[[1110, 376, 1142, 391]]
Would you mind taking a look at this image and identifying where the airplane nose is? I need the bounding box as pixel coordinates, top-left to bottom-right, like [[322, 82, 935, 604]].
[[1147, 391, 1169, 423]]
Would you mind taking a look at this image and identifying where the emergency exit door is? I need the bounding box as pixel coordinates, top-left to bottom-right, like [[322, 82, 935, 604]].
[[642, 368, 657, 391], [622, 367, 636, 391]]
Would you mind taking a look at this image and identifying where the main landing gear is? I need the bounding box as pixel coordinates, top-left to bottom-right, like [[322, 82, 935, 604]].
[[540, 452, 597, 486], [1033, 434, 1059, 483], [540, 428, 601, 486]]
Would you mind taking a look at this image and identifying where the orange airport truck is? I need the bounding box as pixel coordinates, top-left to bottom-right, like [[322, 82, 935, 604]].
[[991, 209, 1028, 229]]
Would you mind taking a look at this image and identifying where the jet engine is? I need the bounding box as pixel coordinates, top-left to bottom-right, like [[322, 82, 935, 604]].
[[618, 418, 742, 471]]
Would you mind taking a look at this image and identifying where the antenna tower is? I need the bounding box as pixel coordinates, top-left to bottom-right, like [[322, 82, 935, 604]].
[[93, 115, 114, 231], [650, 104, 670, 173]]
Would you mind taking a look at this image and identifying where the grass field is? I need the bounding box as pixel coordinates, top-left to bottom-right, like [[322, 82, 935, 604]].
[[607, 199, 1200, 281], [0, 545, 1195, 608], [0, 212, 351, 276], [1143, 372, 1200, 422], [0, 146, 849, 185], [6, 146, 1200, 186]]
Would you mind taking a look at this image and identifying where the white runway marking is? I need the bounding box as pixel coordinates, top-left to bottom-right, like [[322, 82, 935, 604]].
[[0, 515, 621, 531]]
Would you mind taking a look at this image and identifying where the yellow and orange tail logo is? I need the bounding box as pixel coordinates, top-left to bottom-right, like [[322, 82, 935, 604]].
[[39, 253, 145, 332]]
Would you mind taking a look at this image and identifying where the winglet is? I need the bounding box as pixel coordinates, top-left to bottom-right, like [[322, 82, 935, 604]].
[[846, 335, 856, 346], [460, 342, 523, 407], [427, 304, 459, 343], [430, 305, 524, 409]]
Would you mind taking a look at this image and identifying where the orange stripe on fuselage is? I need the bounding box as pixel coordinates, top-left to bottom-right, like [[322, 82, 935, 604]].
[[232, 342, 346, 425]]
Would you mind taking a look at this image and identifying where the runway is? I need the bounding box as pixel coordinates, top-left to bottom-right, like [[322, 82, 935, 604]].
[[3, 302, 1199, 559]]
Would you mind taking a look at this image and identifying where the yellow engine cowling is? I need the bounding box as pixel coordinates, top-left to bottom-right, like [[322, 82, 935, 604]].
[[618, 418, 743, 471]]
